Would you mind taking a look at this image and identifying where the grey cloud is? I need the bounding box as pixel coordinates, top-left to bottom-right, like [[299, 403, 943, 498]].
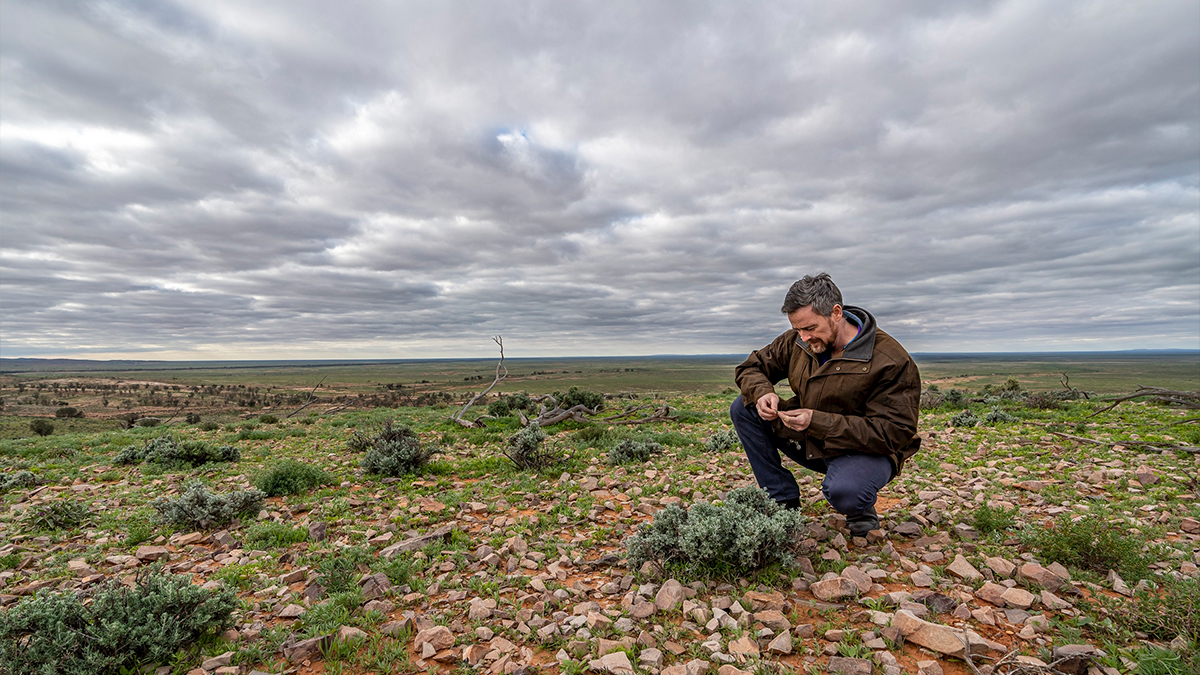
[[1, 0, 1196, 358]]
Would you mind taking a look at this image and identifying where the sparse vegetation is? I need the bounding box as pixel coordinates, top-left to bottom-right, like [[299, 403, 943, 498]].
[[151, 481, 265, 530], [115, 436, 240, 469], [1022, 514, 1152, 580]]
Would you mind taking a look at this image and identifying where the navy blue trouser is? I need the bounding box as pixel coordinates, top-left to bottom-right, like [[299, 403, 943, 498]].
[[729, 395, 893, 517]]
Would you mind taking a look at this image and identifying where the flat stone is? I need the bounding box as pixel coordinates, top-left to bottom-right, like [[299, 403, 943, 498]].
[[1000, 586, 1036, 609], [891, 609, 988, 657], [590, 651, 634, 674], [753, 609, 790, 633], [727, 635, 758, 661], [1181, 517, 1200, 534], [1135, 465, 1159, 485], [629, 601, 656, 618], [742, 589, 785, 611], [175, 532, 205, 546], [414, 625, 455, 651], [655, 579, 686, 610], [338, 626, 368, 641], [984, 556, 1016, 579], [1019, 562, 1063, 591], [379, 524, 454, 558], [827, 656, 872, 675], [283, 634, 331, 663], [135, 545, 169, 561], [1041, 590, 1073, 610], [278, 604, 306, 619], [810, 576, 859, 601], [946, 554, 983, 582], [767, 632, 792, 654], [717, 666, 752, 675], [201, 652, 234, 670], [841, 566, 873, 593], [910, 571, 933, 587], [916, 660, 943, 675], [975, 581, 1008, 606]]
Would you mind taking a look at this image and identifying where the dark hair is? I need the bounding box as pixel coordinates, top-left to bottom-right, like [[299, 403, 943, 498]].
[[780, 273, 842, 316]]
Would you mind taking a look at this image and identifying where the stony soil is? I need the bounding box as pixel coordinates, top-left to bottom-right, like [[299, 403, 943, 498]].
[[1, 395, 1197, 675]]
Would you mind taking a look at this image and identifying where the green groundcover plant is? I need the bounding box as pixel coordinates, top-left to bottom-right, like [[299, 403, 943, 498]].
[[0, 568, 236, 675], [626, 485, 807, 573]]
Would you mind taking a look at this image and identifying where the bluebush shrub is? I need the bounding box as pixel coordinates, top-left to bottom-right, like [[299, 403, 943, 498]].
[[361, 425, 437, 476], [151, 481, 265, 530], [625, 486, 806, 573], [607, 439, 663, 465], [0, 568, 236, 675], [704, 429, 740, 452], [504, 424, 557, 470]]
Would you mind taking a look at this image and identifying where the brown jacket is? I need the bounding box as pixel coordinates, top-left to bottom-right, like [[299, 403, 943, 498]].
[[734, 306, 921, 475]]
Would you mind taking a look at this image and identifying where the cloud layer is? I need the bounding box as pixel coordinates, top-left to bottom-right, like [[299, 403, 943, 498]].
[[2, 0, 1197, 358]]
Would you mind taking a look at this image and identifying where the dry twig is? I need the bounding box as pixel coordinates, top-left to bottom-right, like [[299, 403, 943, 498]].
[[286, 376, 327, 419]]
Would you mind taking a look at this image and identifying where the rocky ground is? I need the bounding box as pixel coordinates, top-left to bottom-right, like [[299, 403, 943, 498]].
[[1, 393, 1197, 675]]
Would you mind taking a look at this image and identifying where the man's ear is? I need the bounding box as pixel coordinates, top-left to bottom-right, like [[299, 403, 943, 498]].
[[831, 304, 842, 320]]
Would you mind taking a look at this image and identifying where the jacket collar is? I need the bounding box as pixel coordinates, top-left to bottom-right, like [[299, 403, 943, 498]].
[[796, 305, 877, 362]]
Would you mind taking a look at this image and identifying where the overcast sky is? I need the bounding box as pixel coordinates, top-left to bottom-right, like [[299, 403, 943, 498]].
[[1, 0, 1198, 360]]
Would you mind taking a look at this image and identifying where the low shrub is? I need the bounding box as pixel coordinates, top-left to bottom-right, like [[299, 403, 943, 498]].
[[607, 439, 663, 465], [198, 421, 220, 431], [258, 414, 279, 424], [151, 481, 265, 530], [704, 429, 740, 452], [572, 426, 610, 446], [0, 470, 40, 492], [487, 399, 511, 417], [243, 522, 309, 549], [22, 500, 91, 532], [503, 424, 558, 470], [54, 406, 83, 419], [507, 392, 533, 412], [983, 406, 1019, 424], [361, 425, 437, 476], [116, 436, 240, 469], [558, 387, 604, 411], [949, 409, 980, 427], [312, 546, 374, 595], [0, 568, 236, 675], [29, 419, 53, 437], [253, 459, 331, 497], [970, 502, 1019, 535], [625, 485, 806, 574], [1022, 514, 1152, 581], [185, 413, 202, 424]]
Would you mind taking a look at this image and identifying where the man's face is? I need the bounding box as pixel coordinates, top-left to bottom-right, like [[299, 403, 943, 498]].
[[787, 305, 840, 354]]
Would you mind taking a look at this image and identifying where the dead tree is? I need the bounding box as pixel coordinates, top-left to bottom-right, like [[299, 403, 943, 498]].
[[451, 336, 507, 428]]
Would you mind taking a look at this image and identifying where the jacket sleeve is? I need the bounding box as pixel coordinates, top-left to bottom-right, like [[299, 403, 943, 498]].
[[734, 332, 795, 404], [805, 357, 920, 456]]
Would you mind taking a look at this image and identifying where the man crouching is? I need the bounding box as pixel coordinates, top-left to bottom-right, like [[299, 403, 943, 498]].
[[730, 273, 921, 538]]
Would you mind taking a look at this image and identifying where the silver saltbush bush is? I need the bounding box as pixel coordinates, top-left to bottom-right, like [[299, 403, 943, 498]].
[[625, 485, 806, 573], [151, 481, 265, 530]]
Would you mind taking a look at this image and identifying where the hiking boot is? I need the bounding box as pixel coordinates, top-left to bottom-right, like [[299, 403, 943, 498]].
[[847, 506, 879, 538]]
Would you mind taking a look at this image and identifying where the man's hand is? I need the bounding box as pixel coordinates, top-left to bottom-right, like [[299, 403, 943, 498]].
[[778, 408, 813, 431], [755, 393, 781, 420]]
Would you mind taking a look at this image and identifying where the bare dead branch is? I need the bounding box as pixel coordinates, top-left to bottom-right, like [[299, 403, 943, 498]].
[[1049, 430, 1200, 455], [451, 336, 507, 428], [1087, 386, 1200, 418], [286, 376, 327, 419]]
